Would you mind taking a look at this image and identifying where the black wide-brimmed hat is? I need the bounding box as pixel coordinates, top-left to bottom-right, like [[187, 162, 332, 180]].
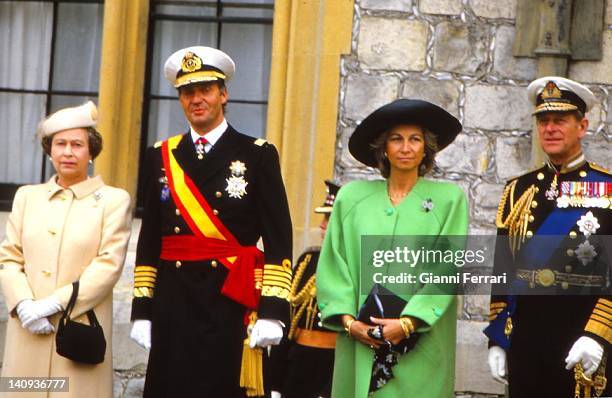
[[348, 99, 462, 168]]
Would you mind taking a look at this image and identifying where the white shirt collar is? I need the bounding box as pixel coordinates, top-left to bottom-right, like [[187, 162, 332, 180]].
[[190, 118, 228, 148]]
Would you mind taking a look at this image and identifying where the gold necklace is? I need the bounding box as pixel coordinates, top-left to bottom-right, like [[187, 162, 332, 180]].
[[387, 187, 408, 205]]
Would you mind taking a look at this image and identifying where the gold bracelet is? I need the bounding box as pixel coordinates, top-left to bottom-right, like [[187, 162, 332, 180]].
[[399, 318, 411, 337], [403, 317, 416, 334], [344, 318, 356, 336]]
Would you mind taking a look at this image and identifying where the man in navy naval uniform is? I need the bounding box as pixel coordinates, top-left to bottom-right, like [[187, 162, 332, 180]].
[[486, 76, 610, 397], [129, 46, 293, 397]]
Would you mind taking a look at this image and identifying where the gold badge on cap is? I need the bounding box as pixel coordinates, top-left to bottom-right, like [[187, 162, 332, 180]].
[[181, 51, 203, 73], [541, 81, 562, 100]]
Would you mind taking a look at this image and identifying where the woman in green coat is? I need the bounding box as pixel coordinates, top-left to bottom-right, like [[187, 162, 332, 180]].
[[316, 99, 469, 398]]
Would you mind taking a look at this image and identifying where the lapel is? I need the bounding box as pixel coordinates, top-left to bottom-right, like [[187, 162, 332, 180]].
[[171, 126, 242, 187]]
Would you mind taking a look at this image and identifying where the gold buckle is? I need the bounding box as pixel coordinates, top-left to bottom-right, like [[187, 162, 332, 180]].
[[535, 269, 555, 287]]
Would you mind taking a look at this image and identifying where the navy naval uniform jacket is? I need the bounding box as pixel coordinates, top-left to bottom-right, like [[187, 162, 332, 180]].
[[131, 126, 293, 398], [487, 160, 611, 398], [275, 247, 336, 398]]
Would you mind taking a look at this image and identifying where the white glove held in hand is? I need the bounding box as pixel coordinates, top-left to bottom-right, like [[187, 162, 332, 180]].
[[26, 317, 55, 335], [488, 346, 508, 385], [130, 319, 152, 350], [249, 319, 283, 348], [565, 336, 603, 377], [16, 297, 63, 328]]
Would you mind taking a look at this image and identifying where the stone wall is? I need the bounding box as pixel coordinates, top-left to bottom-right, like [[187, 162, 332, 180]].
[[335, 0, 611, 396]]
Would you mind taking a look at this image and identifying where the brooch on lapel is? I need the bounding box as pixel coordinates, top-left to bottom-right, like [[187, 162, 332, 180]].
[[226, 160, 248, 199], [422, 198, 434, 212]]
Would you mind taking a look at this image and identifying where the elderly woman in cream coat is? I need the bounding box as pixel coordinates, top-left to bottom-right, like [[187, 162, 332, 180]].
[[0, 101, 131, 397]]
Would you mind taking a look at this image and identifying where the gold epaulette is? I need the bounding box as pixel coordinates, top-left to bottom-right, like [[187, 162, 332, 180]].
[[495, 179, 538, 255], [254, 138, 267, 146], [288, 253, 317, 339], [589, 162, 610, 174]]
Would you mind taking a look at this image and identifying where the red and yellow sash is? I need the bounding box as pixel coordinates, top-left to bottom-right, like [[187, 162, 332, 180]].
[[160, 134, 263, 309]]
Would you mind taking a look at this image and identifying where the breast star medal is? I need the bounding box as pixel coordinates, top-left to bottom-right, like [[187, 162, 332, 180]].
[[225, 160, 248, 199]]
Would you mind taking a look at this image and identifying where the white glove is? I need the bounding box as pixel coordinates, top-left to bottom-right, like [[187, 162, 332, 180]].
[[565, 336, 604, 377], [26, 317, 55, 335], [270, 391, 282, 398], [16, 297, 63, 328], [130, 319, 152, 350], [249, 319, 283, 348], [488, 346, 508, 385]]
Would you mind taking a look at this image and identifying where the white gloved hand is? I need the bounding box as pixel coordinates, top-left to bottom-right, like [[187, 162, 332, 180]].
[[26, 317, 55, 335], [249, 319, 283, 348], [130, 319, 152, 350], [16, 297, 63, 328], [488, 346, 508, 385], [565, 336, 603, 377]]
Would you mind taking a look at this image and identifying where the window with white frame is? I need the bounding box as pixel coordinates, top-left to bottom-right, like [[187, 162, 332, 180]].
[[0, 0, 103, 209]]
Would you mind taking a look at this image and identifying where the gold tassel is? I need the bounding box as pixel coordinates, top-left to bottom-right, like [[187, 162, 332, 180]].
[[240, 312, 264, 397]]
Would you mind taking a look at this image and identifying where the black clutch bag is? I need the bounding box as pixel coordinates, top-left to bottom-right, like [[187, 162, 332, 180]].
[[357, 283, 408, 324], [56, 281, 106, 365]]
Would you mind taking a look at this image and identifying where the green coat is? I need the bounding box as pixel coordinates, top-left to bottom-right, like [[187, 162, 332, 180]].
[[316, 178, 469, 398]]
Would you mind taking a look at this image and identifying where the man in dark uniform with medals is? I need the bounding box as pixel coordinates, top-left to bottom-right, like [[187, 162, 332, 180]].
[[277, 180, 340, 398], [485, 76, 611, 397], [129, 46, 293, 397]]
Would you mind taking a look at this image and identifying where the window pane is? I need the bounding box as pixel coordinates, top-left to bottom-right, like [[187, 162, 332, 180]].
[[52, 3, 104, 92], [222, 3, 273, 18], [155, 4, 217, 17], [146, 99, 189, 147], [150, 20, 219, 96], [225, 102, 266, 138], [0, 93, 45, 184], [0, 2, 53, 91], [221, 23, 272, 101]]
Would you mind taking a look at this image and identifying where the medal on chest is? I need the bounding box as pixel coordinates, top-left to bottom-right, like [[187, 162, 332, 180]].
[[225, 160, 248, 199], [556, 181, 611, 208], [159, 169, 170, 202]]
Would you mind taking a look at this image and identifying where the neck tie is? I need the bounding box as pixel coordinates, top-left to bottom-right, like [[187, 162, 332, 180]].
[[195, 137, 208, 160]]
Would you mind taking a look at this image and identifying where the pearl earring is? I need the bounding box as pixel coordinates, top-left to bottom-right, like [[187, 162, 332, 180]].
[[88, 159, 93, 164], [48, 156, 52, 162]]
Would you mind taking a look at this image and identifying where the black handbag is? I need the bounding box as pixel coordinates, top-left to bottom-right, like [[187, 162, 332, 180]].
[[357, 283, 408, 323], [55, 281, 106, 364]]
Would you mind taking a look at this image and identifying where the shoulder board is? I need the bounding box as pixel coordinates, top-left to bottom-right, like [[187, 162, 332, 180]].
[[254, 138, 267, 146], [589, 162, 610, 174], [506, 163, 546, 183], [154, 133, 185, 149]]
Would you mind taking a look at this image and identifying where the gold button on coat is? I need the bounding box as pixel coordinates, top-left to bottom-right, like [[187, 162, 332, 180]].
[[569, 231, 577, 239], [564, 265, 572, 273], [579, 171, 587, 178], [211, 260, 218, 268], [215, 191, 222, 198], [174, 226, 181, 234], [175, 209, 181, 216], [537, 172, 544, 180], [175, 261, 182, 268], [531, 200, 538, 209], [213, 209, 219, 215], [526, 230, 533, 238]]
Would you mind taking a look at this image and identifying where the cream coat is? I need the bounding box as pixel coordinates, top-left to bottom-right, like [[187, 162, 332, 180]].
[[0, 176, 131, 398]]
